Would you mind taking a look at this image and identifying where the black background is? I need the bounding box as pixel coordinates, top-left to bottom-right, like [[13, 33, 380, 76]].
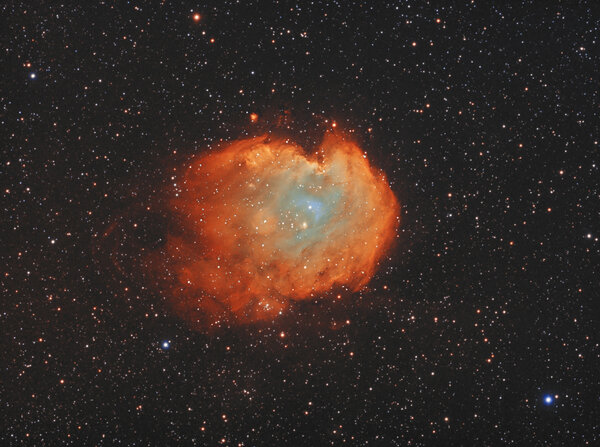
[[2, 1, 599, 445]]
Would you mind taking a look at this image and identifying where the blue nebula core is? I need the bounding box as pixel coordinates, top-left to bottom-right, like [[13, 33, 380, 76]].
[[275, 173, 344, 255]]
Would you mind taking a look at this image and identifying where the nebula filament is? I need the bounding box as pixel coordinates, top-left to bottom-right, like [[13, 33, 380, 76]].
[[162, 132, 399, 327]]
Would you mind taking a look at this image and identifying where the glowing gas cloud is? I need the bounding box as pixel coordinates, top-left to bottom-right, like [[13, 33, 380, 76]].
[[160, 132, 399, 327]]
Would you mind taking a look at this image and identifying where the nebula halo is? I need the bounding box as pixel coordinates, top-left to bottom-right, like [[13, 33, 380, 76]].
[[159, 132, 399, 328]]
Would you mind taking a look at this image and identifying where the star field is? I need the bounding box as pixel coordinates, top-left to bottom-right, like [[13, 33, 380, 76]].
[[2, 1, 599, 445]]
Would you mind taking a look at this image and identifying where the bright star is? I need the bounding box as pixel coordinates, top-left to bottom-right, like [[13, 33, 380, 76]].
[[29, 73, 36, 79], [161, 340, 170, 350], [543, 394, 554, 405]]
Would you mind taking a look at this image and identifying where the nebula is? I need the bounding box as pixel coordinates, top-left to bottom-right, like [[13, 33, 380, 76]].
[[158, 132, 399, 327]]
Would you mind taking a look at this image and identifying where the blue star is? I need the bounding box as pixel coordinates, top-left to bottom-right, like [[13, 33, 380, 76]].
[[160, 340, 170, 350], [543, 394, 554, 405]]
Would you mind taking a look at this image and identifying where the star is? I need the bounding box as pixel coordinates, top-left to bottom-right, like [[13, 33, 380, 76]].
[[29, 72, 36, 79], [160, 340, 170, 350], [543, 394, 554, 405]]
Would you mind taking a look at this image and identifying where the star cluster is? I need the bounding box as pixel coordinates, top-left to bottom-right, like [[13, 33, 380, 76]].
[[2, 1, 599, 445]]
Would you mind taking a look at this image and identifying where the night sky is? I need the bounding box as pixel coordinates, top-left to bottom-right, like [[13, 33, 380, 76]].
[[3, 1, 599, 446]]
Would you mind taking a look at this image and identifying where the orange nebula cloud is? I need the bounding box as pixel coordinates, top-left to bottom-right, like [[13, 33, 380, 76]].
[[159, 132, 399, 328]]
